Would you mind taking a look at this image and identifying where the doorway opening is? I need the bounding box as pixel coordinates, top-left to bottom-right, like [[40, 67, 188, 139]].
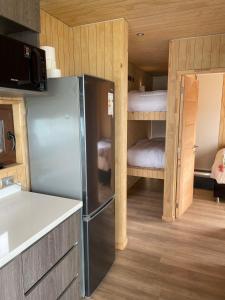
[[176, 72, 225, 218]]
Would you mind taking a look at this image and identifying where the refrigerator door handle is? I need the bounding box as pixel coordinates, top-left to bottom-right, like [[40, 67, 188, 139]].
[[83, 198, 114, 222]]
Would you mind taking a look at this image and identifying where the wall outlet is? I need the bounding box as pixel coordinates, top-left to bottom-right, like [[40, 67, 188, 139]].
[[0, 176, 14, 189]]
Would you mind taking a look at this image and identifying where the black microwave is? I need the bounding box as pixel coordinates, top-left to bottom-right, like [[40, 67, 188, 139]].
[[0, 35, 47, 92]]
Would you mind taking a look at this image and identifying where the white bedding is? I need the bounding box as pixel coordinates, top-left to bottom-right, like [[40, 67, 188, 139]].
[[128, 90, 167, 112], [98, 139, 111, 171], [127, 138, 165, 169]]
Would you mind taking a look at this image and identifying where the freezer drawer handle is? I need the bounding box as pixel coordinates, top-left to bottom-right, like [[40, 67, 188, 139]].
[[83, 198, 115, 221]]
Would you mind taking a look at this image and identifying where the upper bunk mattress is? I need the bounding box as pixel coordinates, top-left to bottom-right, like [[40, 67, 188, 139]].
[[128, 90, 167, 112], [128, 138, 165, 169]]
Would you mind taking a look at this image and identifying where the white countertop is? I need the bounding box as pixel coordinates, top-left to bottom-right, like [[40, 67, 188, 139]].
[[0, 188, 82, 268]]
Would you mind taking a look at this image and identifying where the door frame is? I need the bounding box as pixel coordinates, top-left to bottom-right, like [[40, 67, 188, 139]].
[[173, 68, 225, 219]]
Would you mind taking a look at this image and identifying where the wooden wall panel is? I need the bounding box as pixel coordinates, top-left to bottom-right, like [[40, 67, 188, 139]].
[[164, 33, 225, 221], [218, 76, 225, 149], [72, 26, 82, 75], [128, 111, 166, 121], [104, 22, 113, 80], [128, 62, 152, 91], [112, 20, 128, 250], [127, 121, 148, 148], [40, 0, 225, 73], [40, 10, 73, 76], [127, 120, 149, 190], [127, 166, 164, 180], [71, 20, 128, 249], [88, 26, 97, 75], [40, 11, 128, 249]]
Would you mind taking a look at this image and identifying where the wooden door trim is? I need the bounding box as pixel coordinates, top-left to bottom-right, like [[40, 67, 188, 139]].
[[175, 75, 184, 217], [218, 75, 225, 149], [174, 69, 225, 219]]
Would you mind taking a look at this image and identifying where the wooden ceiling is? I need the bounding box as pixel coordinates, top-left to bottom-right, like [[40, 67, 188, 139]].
[[40, 0, 225, 73]]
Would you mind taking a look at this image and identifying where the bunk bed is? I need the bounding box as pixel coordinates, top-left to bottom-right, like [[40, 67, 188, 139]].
[[128, 90, 167, 121], [127, 90, 167, 180]]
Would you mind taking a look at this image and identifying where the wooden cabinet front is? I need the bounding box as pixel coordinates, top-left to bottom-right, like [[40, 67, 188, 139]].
[[59, 278, 80, 300], [25, 247, 79, 300], [0, 0, 40, 32], [0, 211, 81, 300], [0, 256, 24, 300], [22, 212, 80, 292]]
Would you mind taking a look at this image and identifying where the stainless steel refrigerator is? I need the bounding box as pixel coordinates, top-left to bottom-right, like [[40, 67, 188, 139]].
[[26, 75, 115, 297]]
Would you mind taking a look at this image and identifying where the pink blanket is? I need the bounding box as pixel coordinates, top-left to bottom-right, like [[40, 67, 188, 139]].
[[211, 148, 225, 184]]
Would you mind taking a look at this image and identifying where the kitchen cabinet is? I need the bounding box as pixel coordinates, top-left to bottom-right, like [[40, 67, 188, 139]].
[[59, 279, 80, 300], [0, 211, 81, 300], [0, 0, 40, 32], [0, 256, 24, 300], [22, 213, 80, 292], [25, 247, 79, 300]]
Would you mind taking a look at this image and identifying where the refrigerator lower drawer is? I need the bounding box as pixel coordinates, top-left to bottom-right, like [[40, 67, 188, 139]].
[[83, 198, 115, 297]]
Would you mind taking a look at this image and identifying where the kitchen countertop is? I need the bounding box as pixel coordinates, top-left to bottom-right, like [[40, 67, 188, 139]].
[[0, 188, 82, 269]]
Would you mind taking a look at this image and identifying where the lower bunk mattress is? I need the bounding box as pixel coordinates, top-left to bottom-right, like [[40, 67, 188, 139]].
[[128, 138, 165, 169]]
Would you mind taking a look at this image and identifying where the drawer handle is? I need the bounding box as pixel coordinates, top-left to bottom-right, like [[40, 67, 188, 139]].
[[58, 273, 79, 299]]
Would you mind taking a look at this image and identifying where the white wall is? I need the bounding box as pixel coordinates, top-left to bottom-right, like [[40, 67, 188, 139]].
[[150, 75, 167, 139], [152, 75, 168, 90], [148, 121, 166, 138], [195, 73, 223, 171]]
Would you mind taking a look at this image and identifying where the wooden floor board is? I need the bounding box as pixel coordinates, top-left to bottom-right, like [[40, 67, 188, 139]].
[[91, 179, 225, 300]]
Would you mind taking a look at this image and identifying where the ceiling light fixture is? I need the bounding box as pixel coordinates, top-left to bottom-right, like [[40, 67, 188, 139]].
[[136, 32, 144, 36]]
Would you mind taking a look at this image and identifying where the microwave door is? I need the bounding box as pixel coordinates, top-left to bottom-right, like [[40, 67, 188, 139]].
[[12, 47, 30, 86], [0, 38, 30, 88], [30, 48, 42, 88]]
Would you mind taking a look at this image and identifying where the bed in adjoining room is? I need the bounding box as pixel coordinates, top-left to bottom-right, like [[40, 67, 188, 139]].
[[211, 148, 225, 202]]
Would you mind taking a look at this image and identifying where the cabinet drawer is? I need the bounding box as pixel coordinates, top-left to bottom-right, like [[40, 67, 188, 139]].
[[25, 246, 79, 300], [0, 257, 24, 300], [22, 212, 80, 292], [59, 278, 80, 300]]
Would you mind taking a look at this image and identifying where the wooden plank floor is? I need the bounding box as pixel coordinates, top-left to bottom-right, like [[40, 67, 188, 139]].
[[91, 179, 225, 300]]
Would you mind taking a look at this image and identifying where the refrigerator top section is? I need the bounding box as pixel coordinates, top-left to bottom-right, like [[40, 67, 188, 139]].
[[26, 75, 115, 217], [79, 75, 115, 216], [79, 74, 114, 86], [26, 77, 83, 201], [46, 74, 114, 86]]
